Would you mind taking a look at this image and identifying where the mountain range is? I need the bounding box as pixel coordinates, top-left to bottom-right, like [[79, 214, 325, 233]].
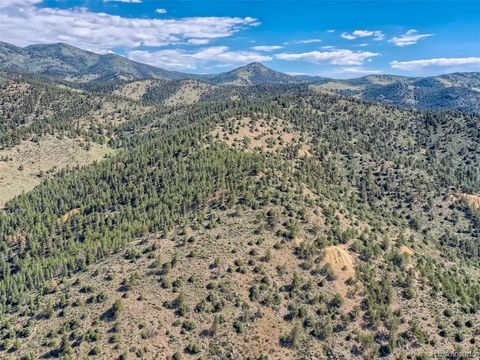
[[1, 41, 480, 113], [0, 40, 479, 359], [0, 41, 192, 82]]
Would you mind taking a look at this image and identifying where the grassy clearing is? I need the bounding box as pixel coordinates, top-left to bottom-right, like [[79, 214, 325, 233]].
[[0, 136, 112, 208]]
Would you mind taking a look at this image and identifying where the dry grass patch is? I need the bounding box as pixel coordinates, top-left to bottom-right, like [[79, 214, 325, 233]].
[[164, 80, 213, 106], [212, 116, 312, 157], [310, 82, 361, 93], [400, 245, 415, 256], [113, 80, 153, 100], [449, 192, 480, 210], [80, 98, 153, 127], [0, 136, 112, 208], [462, 193, 480, 210], [60, 207, 82, 223]]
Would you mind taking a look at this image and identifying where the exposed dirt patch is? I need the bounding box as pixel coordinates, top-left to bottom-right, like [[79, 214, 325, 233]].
[[298, 144, 314, 158], [60, 207, 82, 223], [400, 245, 415, 256], [322, 245, 359, 311], [463, 193, 480, 210], [449, 193, 480, 210], [324, 245, 355, 280]]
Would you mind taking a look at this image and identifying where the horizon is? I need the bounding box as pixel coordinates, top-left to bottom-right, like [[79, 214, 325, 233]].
[[1, 1, 480, 78], [4, 40, 480, 81]]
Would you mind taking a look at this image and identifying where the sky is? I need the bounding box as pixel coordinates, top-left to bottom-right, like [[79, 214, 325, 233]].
[[1, 0, 480, 78]]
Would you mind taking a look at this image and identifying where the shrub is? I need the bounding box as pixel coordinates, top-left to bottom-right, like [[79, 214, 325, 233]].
[[112, 299, 124, 319], [280, 324, 302, 348], [185, 343, 201, 354]]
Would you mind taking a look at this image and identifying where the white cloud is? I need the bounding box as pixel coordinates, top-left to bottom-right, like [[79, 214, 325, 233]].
[[340, 34, 356, 40], [327, 29, 335, 33], [104, 0, 142, 3], [276, 49, 379, 66], [187, 38, 211, 45], [0, 0, 41, 5], [391, 57, 480, 71], [251, 45, 283, 51], [320, 66, 381, 79], [297, 39, 322, 44], [155, 8, 167, 14], [389, 29, 433, 47], [0, 1, 258, 52], [341, 30, 384, 41], [284, 38, 322, 45], [128, 46, 271, 71], [334, 67, 381, 75]]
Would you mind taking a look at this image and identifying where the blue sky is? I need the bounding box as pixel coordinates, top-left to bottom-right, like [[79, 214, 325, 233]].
[[1, 1, 480, 78]]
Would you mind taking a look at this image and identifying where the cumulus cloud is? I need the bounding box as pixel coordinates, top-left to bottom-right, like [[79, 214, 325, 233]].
[[389, 29, 433, 47], [155, 8, 167, 14], [341, 30, 384, 41], [276, 49, 379, 66], [187, 38, 211, 45], [128, 46, 271, 70], [391, 57, 480, 71], [251, 45, 283, 51], [0, 0, 41, 5], [0, 1, 258, 52]]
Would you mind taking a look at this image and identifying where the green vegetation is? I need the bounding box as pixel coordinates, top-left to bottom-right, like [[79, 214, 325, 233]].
[[0, 57, 478, 359]]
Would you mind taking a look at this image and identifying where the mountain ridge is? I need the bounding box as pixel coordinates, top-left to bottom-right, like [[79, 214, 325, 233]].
[[0, 41, 195, 82], [2, 41, 479, 84], [0, 56, 479, 359], [1, 41, 480, 112]]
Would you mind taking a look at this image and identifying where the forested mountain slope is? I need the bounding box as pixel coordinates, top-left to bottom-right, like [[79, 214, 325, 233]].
[[2, 41, 480, 113], [0, 72, 157, 206], [0, 42, 194, 82], [0, 72, 479, 359], [313, 73, 480, 113]]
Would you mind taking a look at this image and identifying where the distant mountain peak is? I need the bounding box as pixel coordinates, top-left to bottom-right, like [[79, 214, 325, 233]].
[[241, 62, 270, 70], [207, 62, 304, 86]]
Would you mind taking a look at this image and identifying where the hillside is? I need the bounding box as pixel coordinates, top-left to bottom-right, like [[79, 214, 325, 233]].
[[0, 42, 193, 82], [0, 69, 479, 359], [1, 41, 480, 113], [0, 72, 159, 206], [313, 73, 480, 113]]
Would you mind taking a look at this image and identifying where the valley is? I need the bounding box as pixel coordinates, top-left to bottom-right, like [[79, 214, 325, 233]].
[[0, 41, 479, 360]]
